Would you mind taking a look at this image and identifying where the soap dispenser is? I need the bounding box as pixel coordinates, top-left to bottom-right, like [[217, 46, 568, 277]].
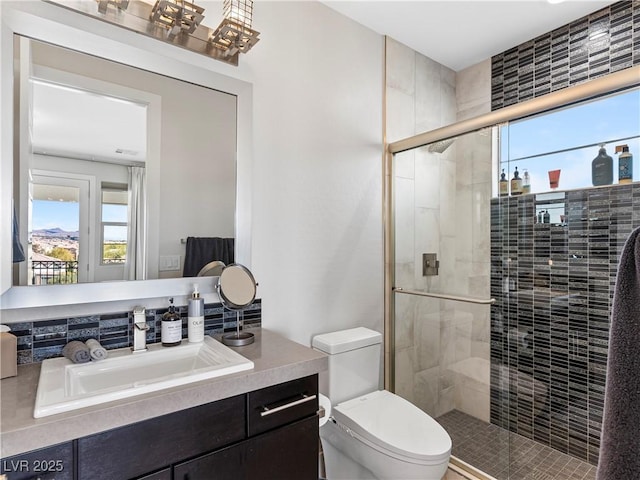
[[592, 144, 613, 186], [161, 298, 182, 347], [188, 284, 205, 343]]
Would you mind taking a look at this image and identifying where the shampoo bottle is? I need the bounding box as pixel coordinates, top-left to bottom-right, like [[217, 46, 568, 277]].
[[161, 298, 182, 347], [616, 144, 633, 184], [499, 169, 509, 197], [592, 144, 613, 186], [510, 167, 522, 195], [188, 284, 205, 343]]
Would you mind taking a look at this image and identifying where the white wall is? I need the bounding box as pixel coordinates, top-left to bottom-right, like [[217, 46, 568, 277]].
[[243, 2, 385, 346], [0, 2, 385, 347]]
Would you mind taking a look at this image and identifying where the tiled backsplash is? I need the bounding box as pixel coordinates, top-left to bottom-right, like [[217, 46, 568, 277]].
[[491, 1, 639, 110], [10, 299, 261, 365], [490, 184, 640, 465]]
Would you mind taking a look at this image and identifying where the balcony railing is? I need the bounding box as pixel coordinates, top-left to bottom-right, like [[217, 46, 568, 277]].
[[31, 260, 79, 285]]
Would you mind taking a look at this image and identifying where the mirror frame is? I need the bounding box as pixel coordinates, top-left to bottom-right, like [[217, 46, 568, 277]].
[[0, 1, 253, 309]]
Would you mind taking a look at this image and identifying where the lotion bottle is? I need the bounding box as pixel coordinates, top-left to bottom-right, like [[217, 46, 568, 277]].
[[161, 298, 182, 347], [522, 169, 531, 194], [616, 144, 633, 184], [499, 169, 509, 197], [510, 167, 522, 195], [188, 284, 205, 343]]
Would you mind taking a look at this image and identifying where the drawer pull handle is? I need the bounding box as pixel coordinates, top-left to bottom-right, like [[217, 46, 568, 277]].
[[260, 394, 317, 417]]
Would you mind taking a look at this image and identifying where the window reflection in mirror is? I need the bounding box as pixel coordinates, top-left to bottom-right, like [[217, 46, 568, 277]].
[[13, 36, 238, 287]]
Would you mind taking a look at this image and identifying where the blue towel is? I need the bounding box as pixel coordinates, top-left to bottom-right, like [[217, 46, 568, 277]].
[[596, 226, 640, 479], [12, 203, 25, 263]]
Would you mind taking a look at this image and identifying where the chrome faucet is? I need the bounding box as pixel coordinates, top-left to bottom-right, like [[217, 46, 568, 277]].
[[132, 306, 149, 353]]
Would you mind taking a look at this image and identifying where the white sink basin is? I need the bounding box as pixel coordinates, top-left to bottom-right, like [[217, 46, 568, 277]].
[[34, 336, 254, 418]]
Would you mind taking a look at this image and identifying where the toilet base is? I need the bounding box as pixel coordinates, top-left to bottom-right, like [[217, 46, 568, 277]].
[[320, 420, 448, 480], [321, 430, 377, 479]]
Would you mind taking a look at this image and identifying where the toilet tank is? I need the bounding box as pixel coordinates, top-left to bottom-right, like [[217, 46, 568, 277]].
[[312, 327, 381, 405]]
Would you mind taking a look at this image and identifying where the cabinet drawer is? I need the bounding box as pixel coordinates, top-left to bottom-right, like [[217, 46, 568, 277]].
[[247, 416, 319, 480], [78, 394, 245, 479], [173, 442, 247, 480], [247, 374, 318, 437]]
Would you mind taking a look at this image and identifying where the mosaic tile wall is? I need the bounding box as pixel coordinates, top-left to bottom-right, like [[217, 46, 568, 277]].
[[9, 299, 261, 365], [489, 184, 640, 465], [491, 1, 640, 110]]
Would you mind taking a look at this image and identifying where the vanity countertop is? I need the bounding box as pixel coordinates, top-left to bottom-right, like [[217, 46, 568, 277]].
[[0, 328, 327, 458]]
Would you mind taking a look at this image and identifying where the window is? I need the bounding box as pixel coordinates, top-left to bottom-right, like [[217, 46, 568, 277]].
[[500, 87, 640, 195], [101, 183, 128, 264]]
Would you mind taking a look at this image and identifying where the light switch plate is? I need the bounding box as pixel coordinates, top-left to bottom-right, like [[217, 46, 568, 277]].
[[159, 255, 181, 271]]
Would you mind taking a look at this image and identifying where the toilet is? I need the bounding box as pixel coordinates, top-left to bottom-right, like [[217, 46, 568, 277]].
[[313, 327, 452, 480]]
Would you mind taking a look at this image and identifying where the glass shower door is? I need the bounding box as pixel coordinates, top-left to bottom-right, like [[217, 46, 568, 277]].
[[391, 127, 510, 478]]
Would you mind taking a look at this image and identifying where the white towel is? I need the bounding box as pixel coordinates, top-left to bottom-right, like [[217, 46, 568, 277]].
[[85, 338, 108, 361]]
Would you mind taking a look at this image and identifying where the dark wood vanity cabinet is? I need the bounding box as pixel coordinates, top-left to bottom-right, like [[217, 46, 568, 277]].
[[1, 375, 319, 480], [77, 394, 246, 479], [0, 441, 73, 480], [172, 374, 319, 480]]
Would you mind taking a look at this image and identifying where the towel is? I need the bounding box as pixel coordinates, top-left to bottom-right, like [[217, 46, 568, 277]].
[[596, 226, 640, 480], [85, 338, 108, 361], [62, 340, 91, 364], [183, 237, 234, 277]]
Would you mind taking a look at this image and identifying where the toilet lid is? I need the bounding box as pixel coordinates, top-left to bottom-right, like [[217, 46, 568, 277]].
[[332, 390, 452, 463]]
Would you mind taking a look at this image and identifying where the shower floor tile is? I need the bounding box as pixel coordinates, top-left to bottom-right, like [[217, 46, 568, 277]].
[[436, 410, 597, 480]]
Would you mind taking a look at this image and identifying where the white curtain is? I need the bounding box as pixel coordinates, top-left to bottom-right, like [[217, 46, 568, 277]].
[[124, 166, 147, 280]]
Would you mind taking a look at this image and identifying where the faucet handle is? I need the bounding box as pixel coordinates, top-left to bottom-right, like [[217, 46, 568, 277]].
[[134, 322, 150, 331]]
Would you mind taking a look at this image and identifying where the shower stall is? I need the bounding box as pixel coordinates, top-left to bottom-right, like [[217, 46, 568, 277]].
[[385, 66, 640, 480]]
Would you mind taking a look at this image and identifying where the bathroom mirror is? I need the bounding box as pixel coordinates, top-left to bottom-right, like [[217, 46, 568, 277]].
[[217, 263, 257, 309], [217, 263, 257, 346], [13, 36, 236, 287], [0, 1, 253, 308]]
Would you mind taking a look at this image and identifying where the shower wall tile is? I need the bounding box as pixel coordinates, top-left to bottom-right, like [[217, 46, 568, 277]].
[[386, 87, 416, 143], [386, 37, 416, 96], [456, 59, 491, 121], [394, 177, 416, 264], [387, 33, 493, 424], [491, 1, 639, 110], [490, 183, 640, 465], [415, 150, 441, 208], [415, 54, 445, 133], [11, 299, 261, 365]]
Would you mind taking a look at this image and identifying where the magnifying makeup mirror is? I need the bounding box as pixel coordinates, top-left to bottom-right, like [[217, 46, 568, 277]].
[[217, 263, 257, 346]]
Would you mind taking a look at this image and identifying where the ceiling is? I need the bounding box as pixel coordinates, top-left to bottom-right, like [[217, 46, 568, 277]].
[[31, 79, 147, 164], [320, 1, 616, 72]]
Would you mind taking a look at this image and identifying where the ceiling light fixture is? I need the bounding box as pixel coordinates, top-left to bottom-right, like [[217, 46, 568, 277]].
[[97, 0, 129, 14], [150, 0, 205, 39], [62, 0, 261, 65], [210, 0, 260, 57]]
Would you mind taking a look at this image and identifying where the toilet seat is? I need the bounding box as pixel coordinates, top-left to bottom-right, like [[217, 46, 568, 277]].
[[331, 390, 452, 465]]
